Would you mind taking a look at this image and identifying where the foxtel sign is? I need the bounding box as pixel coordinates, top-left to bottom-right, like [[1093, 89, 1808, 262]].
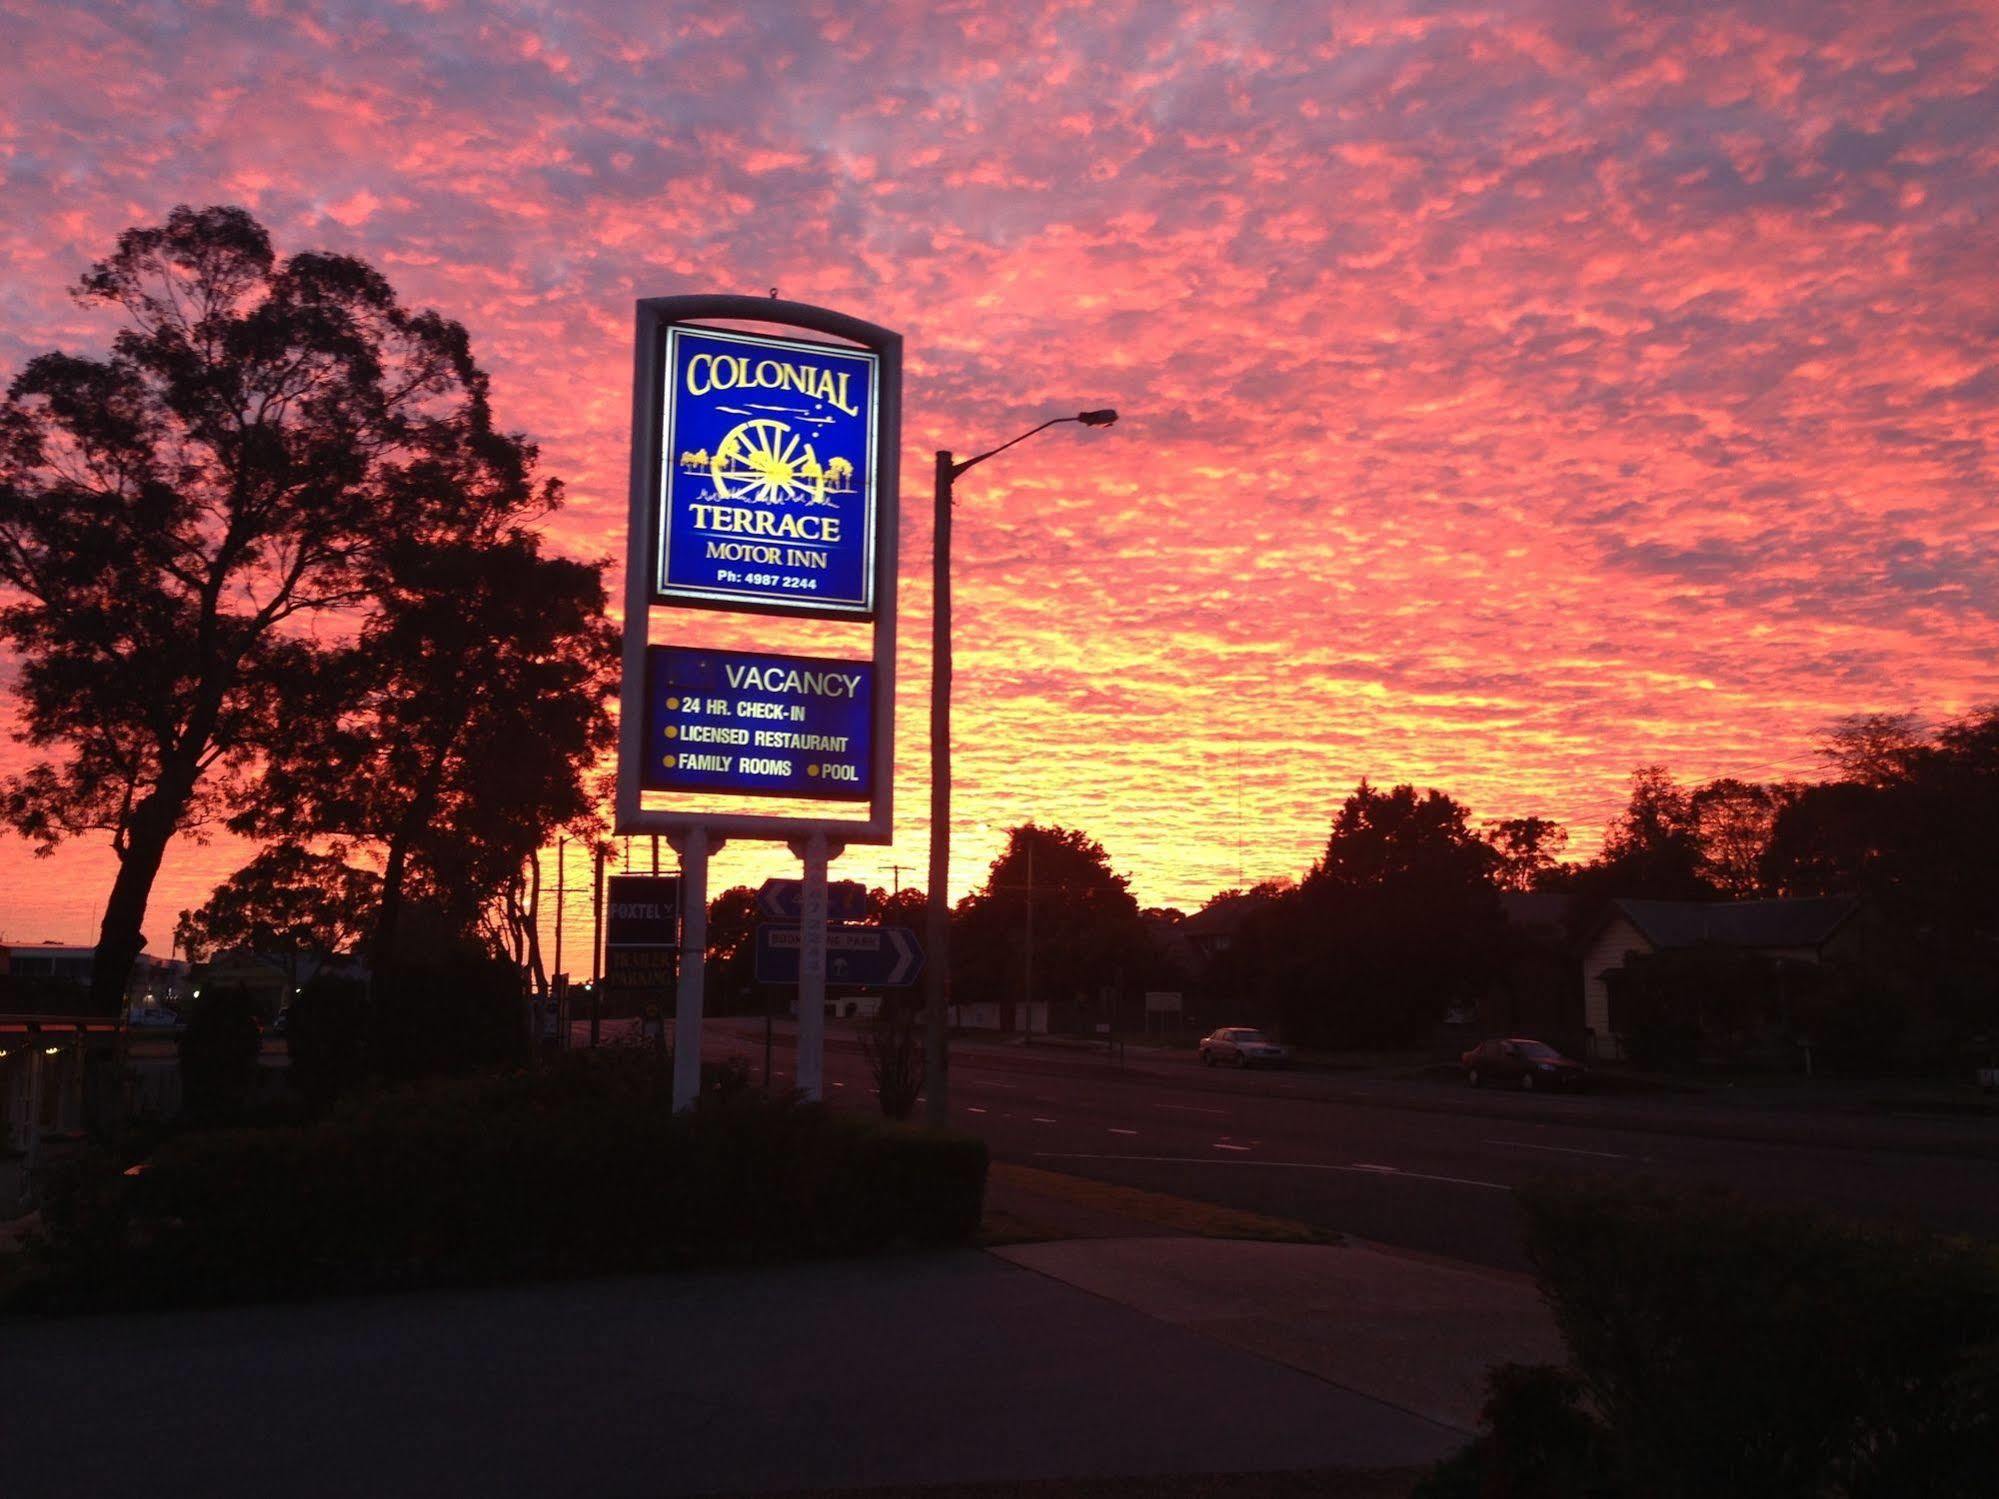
[[643, 645, 874, 802], [654, 325, 880, 618]]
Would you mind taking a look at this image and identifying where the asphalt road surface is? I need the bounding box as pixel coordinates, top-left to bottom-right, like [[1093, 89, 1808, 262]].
[[706, 1020, 1999, 1273]]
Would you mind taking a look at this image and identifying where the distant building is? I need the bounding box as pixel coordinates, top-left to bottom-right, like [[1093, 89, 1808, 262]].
[[1, 941, 183, 1205], [1581, 897, 1862, 1061], [192, 948, 364, 1020]]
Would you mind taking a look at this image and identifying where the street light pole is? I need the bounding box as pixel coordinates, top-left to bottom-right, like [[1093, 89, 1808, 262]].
[[924, 410, 1118, 1130], [925, 450, 954, 1129]]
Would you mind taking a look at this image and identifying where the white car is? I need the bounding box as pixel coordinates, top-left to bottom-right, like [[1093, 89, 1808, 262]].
[[1198, 1027, 1292, 1068]]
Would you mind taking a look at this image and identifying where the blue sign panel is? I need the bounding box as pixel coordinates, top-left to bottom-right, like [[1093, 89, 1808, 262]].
[[655, 325, 878, 617], [755, 923, 925, 987], [643, 646, 873, 802]]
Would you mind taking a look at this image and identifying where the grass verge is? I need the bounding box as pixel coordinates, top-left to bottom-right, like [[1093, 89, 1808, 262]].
[[690, 1467, 1424, 1498], [983, 1162, 1341, 1247]]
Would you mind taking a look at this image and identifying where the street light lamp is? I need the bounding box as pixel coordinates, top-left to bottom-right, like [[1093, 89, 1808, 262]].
[[925, 408, 1119, 1129]]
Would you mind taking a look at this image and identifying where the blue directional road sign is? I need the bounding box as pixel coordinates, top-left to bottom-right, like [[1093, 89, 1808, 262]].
[[756, 924, 925, 988], [655, 324, 879, 618], [644, 646, 873, 801], [757, 877, 868, 922]]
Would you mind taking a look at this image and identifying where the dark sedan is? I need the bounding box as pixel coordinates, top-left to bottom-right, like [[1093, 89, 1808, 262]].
[[1461, 1037, 1587, 1091]]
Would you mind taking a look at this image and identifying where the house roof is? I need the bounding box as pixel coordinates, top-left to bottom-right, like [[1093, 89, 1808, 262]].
[[1611, 896, 1859, 952], [1182, 898, 1256, 938], [1498, 892, 1581, 932]]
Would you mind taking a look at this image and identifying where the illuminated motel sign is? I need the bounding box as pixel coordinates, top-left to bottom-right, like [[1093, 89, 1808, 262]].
[[617, 294, 901, 846], [655, 327, 879, 618]]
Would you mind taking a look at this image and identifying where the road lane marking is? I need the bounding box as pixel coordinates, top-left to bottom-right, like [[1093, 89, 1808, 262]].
[[1486, 1138, 1631, 1160], [1031, 1116, 1057, 1124], [966, 1107, 988, 1114], [1033, 1153, 1512, 1192], [1158, 1104, 1228, 1116], [1212, 1142, 1251, 1152]]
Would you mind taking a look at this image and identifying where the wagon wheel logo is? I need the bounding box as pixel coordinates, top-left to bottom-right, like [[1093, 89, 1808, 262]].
[[710, 418, 825, 505]]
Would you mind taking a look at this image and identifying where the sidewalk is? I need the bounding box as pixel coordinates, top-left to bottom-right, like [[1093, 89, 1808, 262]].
[[1, 1204, 1466, 1499], [984, 1166, 1561, 1436]]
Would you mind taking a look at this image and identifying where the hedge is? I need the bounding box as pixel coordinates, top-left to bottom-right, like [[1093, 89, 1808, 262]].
[[1421, 1177, 1999, 1498], [13, 1050, 987, 1312]]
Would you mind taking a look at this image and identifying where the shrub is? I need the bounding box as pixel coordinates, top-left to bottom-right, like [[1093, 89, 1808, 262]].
[[1429, 1177, 1999, 1498], [1413, 1363, 1609, 1499], [12, 1049, 987, 1312], [860, 999, 924, 1119], [286, 972, 370, 1111], [176, 985, 263, 1124], [368, 943, 528, 1083]]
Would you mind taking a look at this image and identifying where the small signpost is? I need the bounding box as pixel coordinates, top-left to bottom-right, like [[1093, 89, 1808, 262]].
[[758, 877, 868, 922], [755, 923, 924, 988], [603, 874, 679, 1022]]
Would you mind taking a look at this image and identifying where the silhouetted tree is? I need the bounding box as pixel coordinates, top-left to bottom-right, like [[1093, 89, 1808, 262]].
[[704, 885, 760, 1016], [236, 529, 616, 964], [1762, 706, 1999, 1057], [1276, 781, 1505, 1046], [1821, 712, 1928, 787], [952, 823, 1149, 1022], [0, 205, 546, 1012], [1485, 816, 1570, 892], [1689, 778, 1783, 898], [1578, 767, 1713, 900], [175, 846, 379, 986]]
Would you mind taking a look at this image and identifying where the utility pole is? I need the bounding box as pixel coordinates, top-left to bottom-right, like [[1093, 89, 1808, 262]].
[[553, 836, 566, 981], [1022, 837, 1034, 1038], [925, 449, 954, 1127], [590, 846, 605, 1047]]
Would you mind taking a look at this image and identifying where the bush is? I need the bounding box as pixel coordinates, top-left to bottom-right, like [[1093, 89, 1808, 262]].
[[368, 944, 528, 1083], [1429, 1177, 1999, 1498], [176, 985, 263, 1124], [12, 1049, 987, 1312], [286, 972, 370, 1111], [860, 999, 924, 1119], [1413, 1363, 1608, 1498]]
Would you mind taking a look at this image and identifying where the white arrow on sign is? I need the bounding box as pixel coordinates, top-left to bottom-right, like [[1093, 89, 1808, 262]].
[[758, 878, 868, 921]]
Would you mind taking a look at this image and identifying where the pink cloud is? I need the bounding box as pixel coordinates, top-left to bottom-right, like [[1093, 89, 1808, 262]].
[[1, 0, 1996, 958]]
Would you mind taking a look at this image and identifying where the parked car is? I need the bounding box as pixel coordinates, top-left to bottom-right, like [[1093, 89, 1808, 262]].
[[1199, 1027, 1292, 1068], [1461, 1037, 1587, 1091], [126, 1006, 181, 1029]]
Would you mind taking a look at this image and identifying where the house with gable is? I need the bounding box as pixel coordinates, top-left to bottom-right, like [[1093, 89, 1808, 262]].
[[1581, 896, 1863, 1060]]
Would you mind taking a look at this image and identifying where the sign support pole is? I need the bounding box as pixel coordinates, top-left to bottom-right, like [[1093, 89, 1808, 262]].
[[789, 832, 842, 1101], [668, 826, 722, 1111]]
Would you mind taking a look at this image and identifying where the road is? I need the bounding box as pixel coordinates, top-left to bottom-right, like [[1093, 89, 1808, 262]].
[[706, 1021, 1999, 1273]]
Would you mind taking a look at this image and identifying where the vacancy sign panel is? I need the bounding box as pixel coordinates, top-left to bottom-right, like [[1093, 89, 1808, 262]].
[[642, 645, 873, 802]]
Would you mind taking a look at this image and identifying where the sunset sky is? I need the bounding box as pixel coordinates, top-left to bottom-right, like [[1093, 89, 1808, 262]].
[[4, 1, 1998, 966]]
